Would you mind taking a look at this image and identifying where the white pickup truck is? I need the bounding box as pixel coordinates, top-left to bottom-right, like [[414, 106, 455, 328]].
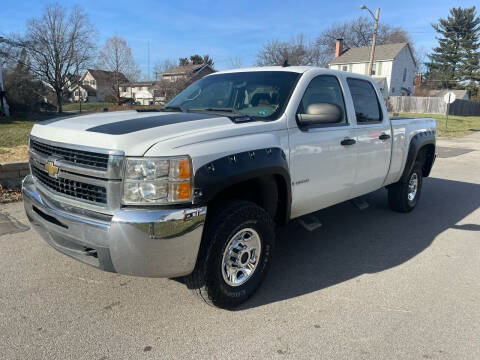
[[22, 67, 436, 309]]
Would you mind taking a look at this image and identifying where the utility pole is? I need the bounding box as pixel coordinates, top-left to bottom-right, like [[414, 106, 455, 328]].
[[361, 5, 380, 76]]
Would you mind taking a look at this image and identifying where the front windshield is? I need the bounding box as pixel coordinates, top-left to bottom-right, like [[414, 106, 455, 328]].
[[165, 71, 301, 120]]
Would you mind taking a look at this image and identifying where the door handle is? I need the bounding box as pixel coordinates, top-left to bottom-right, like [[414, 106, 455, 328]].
[[379, 133, 391, 140], [340, 138, 356, 146]]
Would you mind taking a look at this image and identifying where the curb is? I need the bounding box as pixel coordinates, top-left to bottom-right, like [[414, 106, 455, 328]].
[[0, 161, 29, 188]]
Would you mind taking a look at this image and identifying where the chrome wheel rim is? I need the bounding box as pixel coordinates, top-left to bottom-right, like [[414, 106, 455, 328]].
[[221, 228, 262, 287], [408, 173, 418, 201]]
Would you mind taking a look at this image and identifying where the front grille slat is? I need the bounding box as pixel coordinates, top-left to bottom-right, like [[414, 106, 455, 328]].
[[30, 140, 109, 169], [31, 165, 107, 204]]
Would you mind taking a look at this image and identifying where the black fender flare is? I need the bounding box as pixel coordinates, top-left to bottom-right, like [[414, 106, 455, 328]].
[[193, 147, 291, 223], [400, 130, 436, 181]]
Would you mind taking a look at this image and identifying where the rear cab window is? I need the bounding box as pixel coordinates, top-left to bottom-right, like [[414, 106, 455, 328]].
[[346, 78, 383, 124]]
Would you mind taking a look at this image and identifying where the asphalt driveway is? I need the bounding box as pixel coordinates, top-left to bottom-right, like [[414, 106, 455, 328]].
[[1, 134, 479, 359]]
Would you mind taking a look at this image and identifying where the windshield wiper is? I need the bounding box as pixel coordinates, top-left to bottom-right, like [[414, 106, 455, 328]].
[[161, 105, 187, 112], [190, 107, 238, 113], [189, 107, 249, 117], [189, 107, 256, 122]]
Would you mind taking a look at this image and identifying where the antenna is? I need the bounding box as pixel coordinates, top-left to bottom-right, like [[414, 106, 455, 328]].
[[147, 41, 150, 80]]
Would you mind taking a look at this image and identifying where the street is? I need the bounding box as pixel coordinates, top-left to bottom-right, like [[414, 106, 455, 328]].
[[1, 134, 479, 359]]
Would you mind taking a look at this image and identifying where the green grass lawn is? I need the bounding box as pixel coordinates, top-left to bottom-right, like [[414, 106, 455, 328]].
[[62, 102, 115, 112], [0, 113, 69, 148], [392, 113, 480, 137]]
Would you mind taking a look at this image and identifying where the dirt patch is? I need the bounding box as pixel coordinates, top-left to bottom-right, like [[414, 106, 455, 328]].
[[0, 146, 28, 163], [0, 185, 22, 203]]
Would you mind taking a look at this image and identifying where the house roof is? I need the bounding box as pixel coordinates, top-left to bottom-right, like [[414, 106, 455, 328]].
[[162, 64, 214, 76], [330, 43, 413, 65], [86, 69, 129, 83]]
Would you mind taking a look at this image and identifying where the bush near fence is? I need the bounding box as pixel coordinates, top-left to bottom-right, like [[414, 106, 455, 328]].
[[388, 96, 480, 116]]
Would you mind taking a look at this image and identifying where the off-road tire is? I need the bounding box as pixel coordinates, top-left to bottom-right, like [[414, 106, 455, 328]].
[[388, 162, 423, 212], [185, 200, 275, 309]]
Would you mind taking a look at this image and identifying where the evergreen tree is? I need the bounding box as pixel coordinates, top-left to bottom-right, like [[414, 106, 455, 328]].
[[426, 6, 480, 91], [178, 55, 214, 66], [458, 8, 480, 95]]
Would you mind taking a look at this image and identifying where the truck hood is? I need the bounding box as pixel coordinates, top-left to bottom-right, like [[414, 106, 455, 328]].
[[30, 110, 258, 156]]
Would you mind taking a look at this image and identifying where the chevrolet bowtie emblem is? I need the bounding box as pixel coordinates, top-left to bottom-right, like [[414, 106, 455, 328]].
[[45, 161, 59, 176]]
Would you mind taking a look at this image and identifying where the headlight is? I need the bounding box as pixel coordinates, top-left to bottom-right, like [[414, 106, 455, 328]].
[[122, 157, 192, 205]]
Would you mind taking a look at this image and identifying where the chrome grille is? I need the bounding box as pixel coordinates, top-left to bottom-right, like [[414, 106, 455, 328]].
[[30, 139, 109, 169], [31, 164, 107, 204]]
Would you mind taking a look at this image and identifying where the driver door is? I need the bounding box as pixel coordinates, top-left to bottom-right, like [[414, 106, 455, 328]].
[[289, 75, 357, 218]]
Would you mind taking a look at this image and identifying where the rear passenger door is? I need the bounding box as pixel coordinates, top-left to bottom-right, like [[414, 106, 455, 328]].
[[347, 78, 392, 197]]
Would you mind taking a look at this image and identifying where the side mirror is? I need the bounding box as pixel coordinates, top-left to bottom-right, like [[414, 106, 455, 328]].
[[297, 103, 343, 126]]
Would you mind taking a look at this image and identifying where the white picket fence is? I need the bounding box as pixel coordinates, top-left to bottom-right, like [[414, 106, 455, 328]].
[[388, 96, 480, 116]]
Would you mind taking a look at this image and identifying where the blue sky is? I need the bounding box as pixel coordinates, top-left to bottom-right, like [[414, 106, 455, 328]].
[[1, 0, 478, 78]]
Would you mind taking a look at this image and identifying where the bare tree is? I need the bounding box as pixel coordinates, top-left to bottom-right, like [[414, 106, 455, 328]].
[[316, 17, 414, 66], [22, 4, 96, 112], [256, 34, 327, 66], [154, 78, 189, 104], [97, 36, 140, 105], [0, 34, 23, 68], [227, 56, 244, 69], [153, 58, 177, 80]]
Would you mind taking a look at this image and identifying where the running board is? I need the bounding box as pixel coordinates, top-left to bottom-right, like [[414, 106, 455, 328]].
[[298, 214, 322, 232], [350, 197, 370, 210]]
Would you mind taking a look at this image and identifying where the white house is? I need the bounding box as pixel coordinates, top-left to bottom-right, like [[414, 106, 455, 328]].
[[120, 81, 157, 105], [69, 69, 128, 102], [328, 40, 416, 97]]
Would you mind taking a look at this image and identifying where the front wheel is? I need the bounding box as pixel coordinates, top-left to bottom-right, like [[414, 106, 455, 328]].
[[388, 162, 423, 212], [185, 200, 275, 309]]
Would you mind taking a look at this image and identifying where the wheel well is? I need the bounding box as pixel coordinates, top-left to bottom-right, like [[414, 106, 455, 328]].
[[207, 175, 289, 225], [417, 144, 435, 177]]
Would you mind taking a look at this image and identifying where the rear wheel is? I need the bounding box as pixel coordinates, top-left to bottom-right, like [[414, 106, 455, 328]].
[[388, 162, 423, 212], [185, 200, 275, 309]]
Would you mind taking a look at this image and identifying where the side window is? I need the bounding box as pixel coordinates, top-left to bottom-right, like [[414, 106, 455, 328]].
[[346, 78, 382, 123], [298, 75, 347, 124]]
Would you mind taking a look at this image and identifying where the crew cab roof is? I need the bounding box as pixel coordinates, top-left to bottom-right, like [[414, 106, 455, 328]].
[[212, 66, 374, 82], [215, 66, 316, 74]]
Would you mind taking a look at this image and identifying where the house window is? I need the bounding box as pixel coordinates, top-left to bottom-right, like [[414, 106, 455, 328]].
[[91, 80, 96, 86], [391, 87, 395, 93], [403, 68, 407, 82], [342, 65, 348, 72]]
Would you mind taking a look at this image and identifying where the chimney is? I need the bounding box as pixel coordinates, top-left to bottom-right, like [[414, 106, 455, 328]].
[[335, 38, 344, 58], [414, 73, 423, 87]]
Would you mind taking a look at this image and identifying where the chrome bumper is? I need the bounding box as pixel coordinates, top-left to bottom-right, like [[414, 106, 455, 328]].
[[22, 175, 207, 277]]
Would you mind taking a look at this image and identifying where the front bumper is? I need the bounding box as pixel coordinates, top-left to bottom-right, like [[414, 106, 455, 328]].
[[22, 175, 207, 277]]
